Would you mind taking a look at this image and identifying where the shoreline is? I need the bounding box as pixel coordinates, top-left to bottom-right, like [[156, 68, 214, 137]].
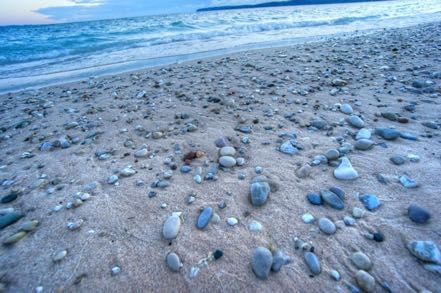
[[0, 21, 440, 292], [1, 17, 441, 95]]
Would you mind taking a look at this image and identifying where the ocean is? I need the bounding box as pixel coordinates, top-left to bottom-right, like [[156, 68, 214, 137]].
[[0, 0, 440, 93]]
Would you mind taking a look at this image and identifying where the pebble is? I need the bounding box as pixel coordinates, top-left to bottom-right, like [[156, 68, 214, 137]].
[[162, 214, 181, 240], [321, 189, 345, 210], [307, 192, 322, 205], [351, 252, 372, 270], [279, 140, 299, 155], [196, 207, 213, 229], [107, 175, 119, 184], [249, 220, 262, 232], [296, 164, 312, 178], [134, 148, 149, 158], [236, 157, 245, 166], [319, 217, 336, 235], [329, 186, 345, 200], [302, 213, 315, 224], [227, 217, 238, 226], [407, 240, 441, 264], [111, 266, 121, 275], [304, 252, 321, 275], [344, 216, 356, 226], [390, 155, 406, 165], [356, 128, 371, 140], [330, 270, 341, 281], [52, 250, 68, 262], [334, 157, 359, 180], [271, 250, 290, 272], [166, 252, 183, 272], [359, 194, 381, 211], [219, 146, 236, 157], [180, 165, 192, 173], [0, 211, 25, 229], [255, 166, 263, 174], [219, 156, 236, 168], [408, 204, 431, 224], [352, 207, 365, 218], [250, 180, 270, 206], [355, 270, 376, 292], [251, 247, 273, 280], [354, 139, 374, 151], [19, 220, 39, 232], [399, 175, 418, 188], [340, 103, 353, 114], [326, 149, 340, 160], [375, 128, 400, 140], [347, 115, 365, 128], [120, 166, 136, 177], [2, 231, 27, 245]]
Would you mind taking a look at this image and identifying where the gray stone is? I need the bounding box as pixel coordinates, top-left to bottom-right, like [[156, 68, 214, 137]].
[[340, 103, 353, 114], [296, 164, 312, 178], [354, 139, 374, 150], [325, 149, 340, 160], [407, 240, 441, 264], [390, 155, 406, 165], [408, 204, 431, 224], [319, 217, 336, 235], [375, 128, 401, 140], [196, 207, 213, 229], [352, 207, 365, 218], [347, 115, 365, 128], [399, 175, 418, 188], [351, 252, 372, 270], [344, 216, 356, 226], [219, 156, 236, 168], [219, 146, 236, 157], [166, 252, 182, 272], [304, 252, 321, 275], [162, 215, 181, 240], [251, 247, 273, 280], [334, 157, 358, 180], [271, 250, 290, 272], [356, 128, 371, 140], [250, 181, 270, 206], [279, 140, 298, 155], [134, 148, 149, 158], [355, 270, 375, 292], [321, 190, 345, 210]]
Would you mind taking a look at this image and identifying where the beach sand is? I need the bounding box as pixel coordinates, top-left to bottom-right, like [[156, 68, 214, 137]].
[[0, 22, 441, 292]]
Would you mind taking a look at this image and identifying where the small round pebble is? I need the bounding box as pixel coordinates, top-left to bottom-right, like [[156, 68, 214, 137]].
[[319, 218, 336, 235], [355, 270, 376, 292], [227, 217, 238, 226], [166, 252, 182, 272], [351, 252, 372, 270]]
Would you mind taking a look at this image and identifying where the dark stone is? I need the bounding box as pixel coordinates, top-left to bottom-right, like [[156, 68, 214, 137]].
[[375, 128, 401, 140], [373, 232, 385, 242], [0, 212, 24, 229], [390, 155, 405, 165], [408, 204, 431, 224], [329, 187, 345, 200], [320, 190, 345, 210], [1, 193, 17, 204], [196, 207, 213, 229], [359, 194, 381, 211], [213, 250, 224, 260], [306, 192, 322, 205]]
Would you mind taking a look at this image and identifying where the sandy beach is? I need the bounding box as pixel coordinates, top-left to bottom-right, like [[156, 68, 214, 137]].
[[1, 21, 441, 292]]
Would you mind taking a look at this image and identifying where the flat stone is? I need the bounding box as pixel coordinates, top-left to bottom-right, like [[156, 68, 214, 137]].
[[334, 157, 358, 180], [359, 194, 381, 211], [354, 139, 374, 151], [304, 252, 321, 275], [219, 146, 236, 157], [1, 193, 18, 204], [356, 128, 371, 140], [356, 270, 376, 292], [407, 240, 441, 264], [251, 247, 273, 280], [381, 112, 397, 121], [329, 187, 345, 200], [319, 217, 336, 235], [162, 215, 181, 240], [347, 115, 365, 128], [307, 192, 322, 205], [166, 252, 182, 272], [390, 155, 406, 165], [196, 207, 213, 229], [279, 140, 298, 155], [52, 250, 68, 262], [0, 211, 24, 229], [215, 137, 229, 148], [330, 270, 341, 281], [399, 175, 418, 188], [320, 189, 345, 210], [408, 204, 431, 224], [375, 128, 400, 140], [2, 231, 27, 245], [227, 217, 238, 226], [107, 175, 119, 184], [219, 156, 236, 168], [250, 181, 270, 206], [351, 252, 372, 270]]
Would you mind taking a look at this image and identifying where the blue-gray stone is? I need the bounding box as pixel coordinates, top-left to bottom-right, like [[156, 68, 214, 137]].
[[271, 250, 290, 272], [250, 181, 270, 206], [307, 192, 322, 205], [390, 155, 405, 165], [399, 175, 418, 188], [279, 140, 298, 155], [321, 190, 345, 210], [39, 141, 54, 151], [329, 187, 345, 200], [400, 132, 418, 141], [407, 240, 441, 264], [205, 163, 219, 180], [237, 125, 252, 133], [0, 212, 24, 229], [251, 247, 273, 279], [196, 207, 213, 229], [359, 194, 381, 211], [304, 252, 321, 275], [347, 115, 365, 128], [311, 119, 327, 129], [375, 128, 401, 140], [180, 165, 192, 173], [408, 204, 431, 224]]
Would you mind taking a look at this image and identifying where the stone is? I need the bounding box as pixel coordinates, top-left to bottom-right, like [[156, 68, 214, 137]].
[[344, 216, 356, 226], [408, 204, 431, 224], [279, 140, 298, 155], [296, 164, 312, 178], [329, 187, 345, 200], [250, 181, 270, 206], [400, 132, 418, 141], [219, 156, 236, 168], [407, 240, 441, 264], [120, 166, 136, 177], [0, 211, 24, 229], [251, 247, 273, 280], [227, 217, 238, 226], [249, 220, 262, 232], [134, 148, 149, 158], [52, 250, 68, 262], [399, 175, 418, 188], [390, 155, 405, 165], [236, 157, 245, 166], [340, 103, 353, 114], [162, 215, 181, 240], [354, 139, 374, 151], [304, 252, 321, 275], [356, 128, 371, 140], [319, 217, 336, 235], [2, 231, 27, 245], [347, 115, 365, 128], [334, 157, 358, 180], [166, 252, 182, 272], [330, 270, 341, 281], [359, 194, 381, 211], [311, 119, 327, 129], [302, 213, 315, 224], [196, 207, 213, 229], [320, 190, 345, 210], [215, 137, 229, 148], [381, 112, 397, 121], [180, 165, 192, 173], [307, 192, 322, 205], [219, 146, 236, 157], [352, 207, 365, 218], [375, 128, 400, 140], [19, 220, 39, 232], [271, 250, 290, 272], [1, 193, 17, 204], [325, 149, 340, 160], [356, 270, 376, 292], [351, 252, 372, 270], [107, 175, 119, 184]]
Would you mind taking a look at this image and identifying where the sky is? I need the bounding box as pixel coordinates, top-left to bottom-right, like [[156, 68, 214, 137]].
[[0, 0, 276, 26]]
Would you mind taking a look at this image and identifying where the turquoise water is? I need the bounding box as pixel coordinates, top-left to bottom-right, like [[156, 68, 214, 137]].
[[0, 0, 440, 93]]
